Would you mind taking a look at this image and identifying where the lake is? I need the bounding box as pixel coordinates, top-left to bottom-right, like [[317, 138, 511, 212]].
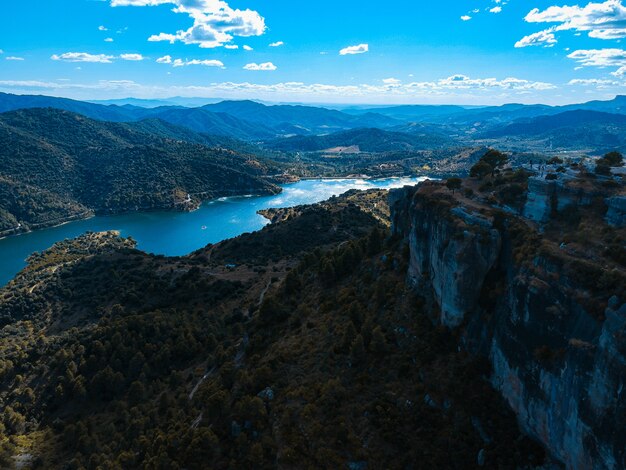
[[0, 177, 426, 286]]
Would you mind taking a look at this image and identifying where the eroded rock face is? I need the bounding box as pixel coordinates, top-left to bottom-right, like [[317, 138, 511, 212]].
[[397, 191, 501, 327], [522, 175, 597, 224], [390, 182, 626, 469]]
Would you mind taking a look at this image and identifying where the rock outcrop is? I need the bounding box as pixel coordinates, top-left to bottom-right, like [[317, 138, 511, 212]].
[[390, 180, 626, 469]]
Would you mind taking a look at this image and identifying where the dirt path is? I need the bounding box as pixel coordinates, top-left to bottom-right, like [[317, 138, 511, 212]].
[[188, 366, 215, 401], [258, 278, 272, 306]]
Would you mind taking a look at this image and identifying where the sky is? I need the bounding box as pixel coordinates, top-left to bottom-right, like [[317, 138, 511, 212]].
[[1, 0, 626, 105]]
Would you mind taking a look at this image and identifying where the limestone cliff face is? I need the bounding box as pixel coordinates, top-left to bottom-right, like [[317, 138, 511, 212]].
[[391, 187, 501, 327], [390, 181, 626, 470], [522, 174, 598, 224]]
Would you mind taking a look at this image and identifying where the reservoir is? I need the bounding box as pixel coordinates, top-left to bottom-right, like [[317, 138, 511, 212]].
[[0, 177, 425, 286]]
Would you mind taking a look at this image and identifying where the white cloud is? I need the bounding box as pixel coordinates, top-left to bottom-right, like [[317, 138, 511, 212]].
[[339, 44, 368, 55], [120, 53, 145, 61], [524, 0, 626, 41], [568, 78, 621, 86], [243, 61, 276, 70], [224, 44, 239, 49], [613, 65, 626, 75], [269, 41, 284, 47], [51, 52, 115, 63], [157, 57, 224, 67], [0, 74, 560, 104], [111, 0, 266, 49], [5, 56, 25, 61], [382, 78, 401, 84], [567, 48, 626, 67], [489, 6, 502, 13], [104, 38, 114, 42], [461, 15, 472, 21], [433, 74, 554, 90], [99, 25, 108, 31], [172, 58, 224, 67], [515, 28, 558, 47], [243, 45, 253, 51]]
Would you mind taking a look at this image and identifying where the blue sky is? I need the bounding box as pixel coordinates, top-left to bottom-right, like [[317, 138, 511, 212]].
[[1, 0, 625, 104]]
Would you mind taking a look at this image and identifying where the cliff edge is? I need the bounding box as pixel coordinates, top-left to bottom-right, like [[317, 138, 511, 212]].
[[390, 167, 626, 469]]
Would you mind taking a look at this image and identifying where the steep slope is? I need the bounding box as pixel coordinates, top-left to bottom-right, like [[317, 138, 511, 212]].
[[390, 172, 626, 469], [0, 108, 279, 234]]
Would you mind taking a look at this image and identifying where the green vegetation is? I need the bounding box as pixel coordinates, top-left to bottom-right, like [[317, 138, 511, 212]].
[[0, 192, 546, 469], [445, 177, 462, 193], [470, 149, 509, 179], [595, 151, 624, 175], [0, 108, 280, 234]]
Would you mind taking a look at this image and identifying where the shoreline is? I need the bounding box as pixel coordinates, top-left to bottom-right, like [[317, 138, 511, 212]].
[[0, 187, 283, 242], [0, 176, 427, 287]]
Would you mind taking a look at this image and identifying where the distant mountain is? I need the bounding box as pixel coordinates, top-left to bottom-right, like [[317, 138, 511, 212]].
[[0, 92, 146, 121], [0, 93, 399, 139], [347, 96, 626, 129], [562, 94, 626, 114], [481, 110, 626, 152], [88, 98, 184, 108], [0, 93, 282, 140], [201, 100, 401, 133], [0, 108, 279, 234], [89, 97, 228, 108], [344, 104, 469, 121], [146, 106, 277, 140], [265, 127, 453, 152], [5, 92, 626, 143]]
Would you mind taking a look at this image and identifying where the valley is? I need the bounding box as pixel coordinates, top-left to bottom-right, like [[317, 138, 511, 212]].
[[0, 92, 624, 469]]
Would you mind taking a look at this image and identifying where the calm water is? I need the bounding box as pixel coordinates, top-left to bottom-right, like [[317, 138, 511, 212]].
[[0, 177, 426, 286]]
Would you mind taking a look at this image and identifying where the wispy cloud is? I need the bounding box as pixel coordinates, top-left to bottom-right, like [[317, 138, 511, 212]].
[[120, 53, 144, 61], [51, 52, 115, 63], [515, 29, 557, 48], [339, 44, 368, 55], [5, 56, 25, 61], [243, 62, 277, 70], [567, 48, 626, 75], [51, 52, 148, 63], [269, 41, 284, 47], [568, 78, 621, 87], [0, 74, 557, 103], [156, 55, 224, 67]]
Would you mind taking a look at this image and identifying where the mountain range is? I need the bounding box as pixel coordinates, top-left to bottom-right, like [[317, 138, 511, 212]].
[[3, 92, 626, 146]]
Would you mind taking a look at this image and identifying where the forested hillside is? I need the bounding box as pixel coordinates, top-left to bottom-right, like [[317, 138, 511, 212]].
[[0, 191, 545, 469], [0, 108, 280, 234]]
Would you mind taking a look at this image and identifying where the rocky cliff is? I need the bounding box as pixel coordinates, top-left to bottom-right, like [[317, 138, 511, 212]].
[[390, 177, 626, 469]]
